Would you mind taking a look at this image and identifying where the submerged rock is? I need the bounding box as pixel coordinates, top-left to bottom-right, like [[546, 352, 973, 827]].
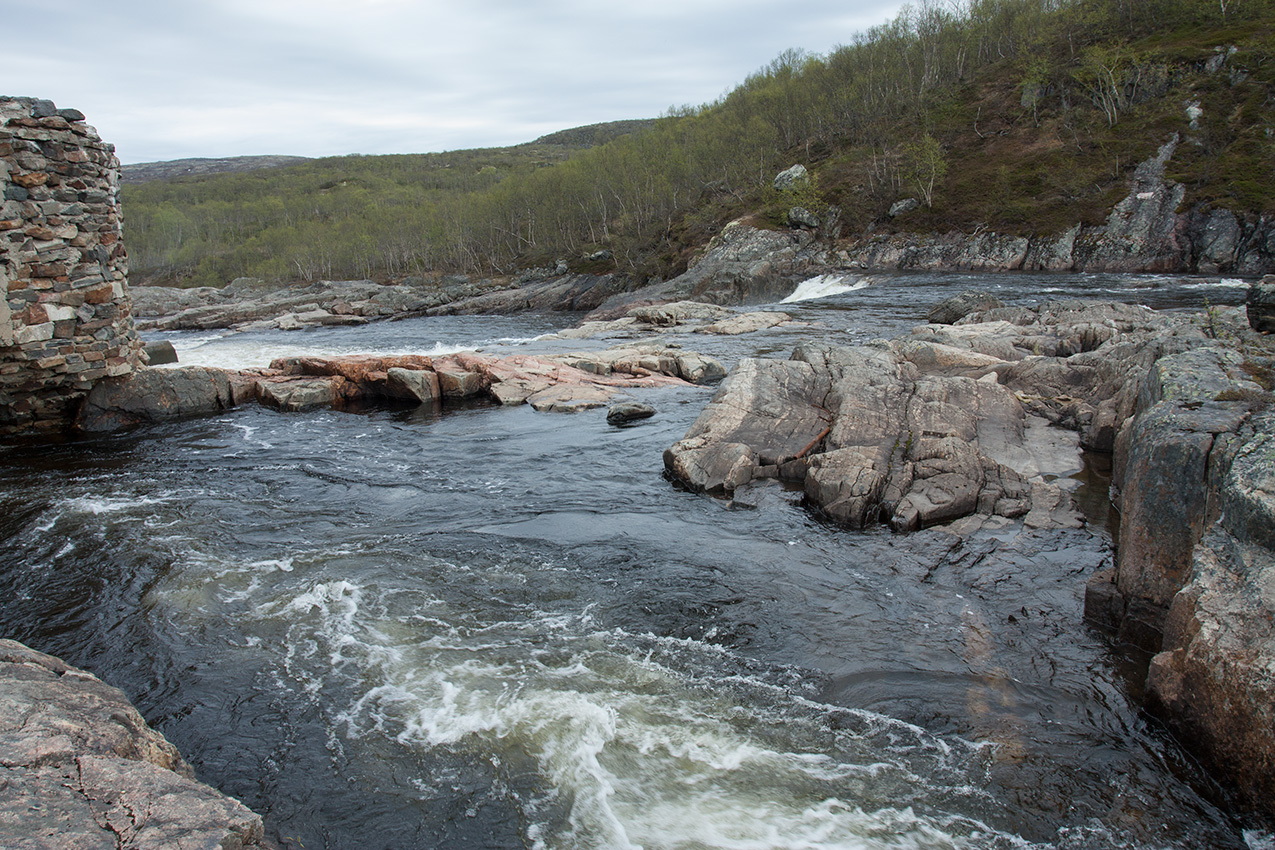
[[607, 402, 656, 426]]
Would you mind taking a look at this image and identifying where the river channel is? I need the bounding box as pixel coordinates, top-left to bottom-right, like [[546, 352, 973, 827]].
[[0, 272, 1267, 849]]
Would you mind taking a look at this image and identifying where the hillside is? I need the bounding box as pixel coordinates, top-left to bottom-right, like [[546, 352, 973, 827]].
[[121, 0, 1275, 289], [121, 156, 312, 184]]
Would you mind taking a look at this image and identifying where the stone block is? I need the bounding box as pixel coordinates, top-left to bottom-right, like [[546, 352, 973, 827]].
[[13, 321, 54, 344]]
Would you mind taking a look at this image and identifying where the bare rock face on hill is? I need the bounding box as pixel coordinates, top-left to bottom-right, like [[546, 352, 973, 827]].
[[0, 639, 265, 849]]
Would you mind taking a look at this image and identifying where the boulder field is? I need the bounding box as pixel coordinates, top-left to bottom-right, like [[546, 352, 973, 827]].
[[665, 292, 1275, 816]]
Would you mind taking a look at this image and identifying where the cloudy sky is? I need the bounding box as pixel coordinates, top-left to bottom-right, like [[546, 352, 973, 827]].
[[8, 0, 903, 164]]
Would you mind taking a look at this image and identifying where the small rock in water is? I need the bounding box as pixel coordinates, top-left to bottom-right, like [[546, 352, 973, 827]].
[[607, 402, 656, 426]]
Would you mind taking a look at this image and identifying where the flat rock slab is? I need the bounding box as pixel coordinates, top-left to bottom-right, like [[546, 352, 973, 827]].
[[0, 639, 265, 849]]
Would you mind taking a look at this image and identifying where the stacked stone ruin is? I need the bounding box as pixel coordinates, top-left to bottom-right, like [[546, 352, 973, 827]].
[[0, 96, 142, 435]]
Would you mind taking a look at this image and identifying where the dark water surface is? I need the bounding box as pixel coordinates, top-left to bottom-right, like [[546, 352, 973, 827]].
[[1, 272, 1266, 849]]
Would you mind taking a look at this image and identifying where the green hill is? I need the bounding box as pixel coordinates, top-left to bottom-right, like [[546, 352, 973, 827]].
[[122, 0, 1275, 289]]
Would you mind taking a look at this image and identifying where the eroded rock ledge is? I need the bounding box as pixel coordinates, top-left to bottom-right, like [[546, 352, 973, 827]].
[[0, 639, 265, 848], [664, 294, 1275, 815]]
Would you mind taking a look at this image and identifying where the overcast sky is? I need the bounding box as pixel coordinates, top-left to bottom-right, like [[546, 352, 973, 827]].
[[7, 0, 904, 164]]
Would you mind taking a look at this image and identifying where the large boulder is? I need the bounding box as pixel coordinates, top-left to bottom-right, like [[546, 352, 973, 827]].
[[77, 366, 238, 431], [665, 340, 1064, 531], [0, 639, 265, 849]]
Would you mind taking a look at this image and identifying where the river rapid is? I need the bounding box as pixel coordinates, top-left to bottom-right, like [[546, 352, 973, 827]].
[[0, 272, 1268, 850]]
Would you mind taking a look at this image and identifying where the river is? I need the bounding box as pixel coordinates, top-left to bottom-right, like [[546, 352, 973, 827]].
[[0, 272, 1268, 849]]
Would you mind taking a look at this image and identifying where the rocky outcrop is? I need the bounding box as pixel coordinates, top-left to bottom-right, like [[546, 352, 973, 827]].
[[1144, 416, 1275, 815], [0, 97, 144, 434], [588, 220, 817, 316], [0, 639, 265, 849], [1248, 274, 1275, 332], [665, 295, 1275, 813], [926, 290, 1003, 325], [831, 135, 1275, 275], [77, 345, 725, 431]]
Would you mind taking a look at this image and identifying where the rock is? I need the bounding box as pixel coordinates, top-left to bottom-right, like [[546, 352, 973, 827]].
[[607, 402, 656, 426], [385, 367, 441, 404], [1247, 276, 1275, 332], [1145, 416, 1275, 815], [0, 639, 265, 849], [589, 221, 814, 310], [888, 198, 920, 217], [926, 290, 1003, 325], [627, 301, 732, 326], [1079, 134, 1188, 272], [787, 206, 821, 229], [257, 378, 337, 412], [527, 385, 614, 413], [695, 311, 793, 336], [665, 339, 1045, 532], [433, 364, 487, 399], [78, 367, 236, 431], [1195, 208, 1241, 273], [773, 164, 809, 192], [141, 340, 178, 366]]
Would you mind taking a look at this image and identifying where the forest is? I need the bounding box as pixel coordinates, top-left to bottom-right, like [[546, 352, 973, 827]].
[[122, 0, 1275, 288]]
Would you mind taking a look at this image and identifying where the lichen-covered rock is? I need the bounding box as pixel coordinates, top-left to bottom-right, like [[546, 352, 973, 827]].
[[0, 639, 265, 849], [1146, 418, 1275, 815]]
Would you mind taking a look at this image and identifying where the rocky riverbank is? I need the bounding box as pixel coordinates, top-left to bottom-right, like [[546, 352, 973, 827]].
[[664, 287, 1275, 816], [76, 343, 727, 431], [0, 639, 265, 849]]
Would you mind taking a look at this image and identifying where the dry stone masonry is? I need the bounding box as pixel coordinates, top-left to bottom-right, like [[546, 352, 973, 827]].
[[0, 97, 142, 435]]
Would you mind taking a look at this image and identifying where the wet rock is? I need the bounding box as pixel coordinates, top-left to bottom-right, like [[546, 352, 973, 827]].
[[926, 290, 1003, 325], [78, 366, 236, 431], [607, 402, 656, 426], [0, 639, 265, 849], [1247, 275, 1275, 332]]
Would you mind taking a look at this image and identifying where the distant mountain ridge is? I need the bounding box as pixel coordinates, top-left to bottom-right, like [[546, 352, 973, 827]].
[[121, 156, 312, 184]]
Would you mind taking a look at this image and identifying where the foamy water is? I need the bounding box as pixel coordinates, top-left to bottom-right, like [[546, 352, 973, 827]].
[[782, 275, 870, 304]]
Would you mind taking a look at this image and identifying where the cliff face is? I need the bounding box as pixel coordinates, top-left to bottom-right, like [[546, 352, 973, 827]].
[[0, 97, 143, 435]]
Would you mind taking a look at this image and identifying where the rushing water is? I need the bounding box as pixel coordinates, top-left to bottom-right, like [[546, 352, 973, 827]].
[[0, 272, 1267, 849]]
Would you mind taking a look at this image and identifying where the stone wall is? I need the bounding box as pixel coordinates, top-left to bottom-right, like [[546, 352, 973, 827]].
[[0, 96, 142, 435]]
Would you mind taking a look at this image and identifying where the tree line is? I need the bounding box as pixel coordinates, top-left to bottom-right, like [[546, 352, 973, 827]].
[[123, 0, 1275, 288]]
